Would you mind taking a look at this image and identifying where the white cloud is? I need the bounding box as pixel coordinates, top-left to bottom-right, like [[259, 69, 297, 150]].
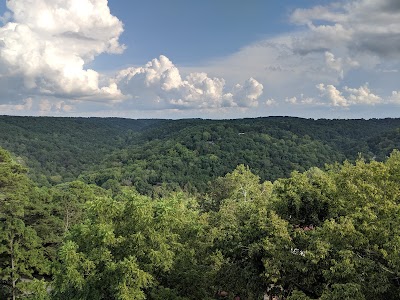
[[231, 77, 264, 108], [1, 0, 266, 116], [0, 0, 398, 118], [291, 4, 350, 24], [325, 51, 343, 73], [317, 83, 349, 107], [265, 99, 276, 107], [115, 55, 264, 110], [0, 0, 124, 103], [317, 83, 383, 107], [344, 84, 382, 105], [179, 0, 399, 117], [286, 96, 298, 104]]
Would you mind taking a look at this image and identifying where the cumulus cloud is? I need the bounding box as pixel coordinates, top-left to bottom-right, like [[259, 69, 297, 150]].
[[344, 84, 382, 105], [0, 0, 264, 116], [317, 83, 383, 107], [115, 55, 263, 110], [231, 77, 264, 108], [190, 0, 399, 117], [317, 83, 349, 107], [0, 0, 398, 118], [0, 0, 124, 103], [325, 51, 343, 73]]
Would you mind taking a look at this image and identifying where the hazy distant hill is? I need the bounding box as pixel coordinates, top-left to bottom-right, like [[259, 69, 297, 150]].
[[1, 116, 400, 192]]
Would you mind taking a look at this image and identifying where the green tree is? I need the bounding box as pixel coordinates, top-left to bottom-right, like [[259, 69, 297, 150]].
[[52, 189, 214, 300], [276, 152, 400, 299], [209, 166, 291, 299], [0, 148, 49, 299]]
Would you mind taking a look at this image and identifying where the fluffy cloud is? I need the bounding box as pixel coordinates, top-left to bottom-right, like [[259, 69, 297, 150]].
[[317, 83, 383, 107], [317, 83, 349, 107], [265, 99, 277, 107], [115, 55, 263, 110], [0, 0, 264, 115], [0, 0, 398, 118], [231, 78, 264, 108], [0, 0, 124, 102], [344, 84, 382, 105]]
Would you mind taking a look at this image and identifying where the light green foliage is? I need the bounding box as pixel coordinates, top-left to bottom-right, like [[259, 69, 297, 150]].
[[279, 151, 400, 299], [53, 181, 108, 233], [52, 194, 150, 300], [18, 279, 51, 300], [205, 164, 273, 211], [210, 165, 291, 299], [53, 189, 213, 299]]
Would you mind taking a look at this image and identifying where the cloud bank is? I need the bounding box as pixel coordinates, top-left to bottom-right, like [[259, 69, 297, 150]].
[[0, 0, 399, 118], [187, 0, 400, 118], [0, 0, 263, 116], [115, 55, 263, 110]]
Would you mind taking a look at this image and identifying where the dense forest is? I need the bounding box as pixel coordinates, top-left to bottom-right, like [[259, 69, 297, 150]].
[[1, 116, 400, 192], [1, 116, 400, 299]]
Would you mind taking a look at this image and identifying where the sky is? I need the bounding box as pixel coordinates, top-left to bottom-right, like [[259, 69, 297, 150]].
[[0, 0, 399, 119]]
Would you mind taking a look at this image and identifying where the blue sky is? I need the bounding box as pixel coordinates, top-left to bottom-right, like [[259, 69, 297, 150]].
[[96, 0, 333, 68], [98, 1, 295, 67], [0, 0, 399, 119]]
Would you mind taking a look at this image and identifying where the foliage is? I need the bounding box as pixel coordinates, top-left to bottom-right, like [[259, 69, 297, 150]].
[[52, 190, 214, 300], [0, 115, 400, 299], [0, 148, 50, 299], [2, 116, 400, 194]]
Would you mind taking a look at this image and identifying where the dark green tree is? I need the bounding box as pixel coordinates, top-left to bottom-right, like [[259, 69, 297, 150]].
[[0, 148, 49, 299]]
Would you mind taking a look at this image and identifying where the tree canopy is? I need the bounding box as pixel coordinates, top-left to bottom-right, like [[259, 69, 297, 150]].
[[0, 116, 400, 299]]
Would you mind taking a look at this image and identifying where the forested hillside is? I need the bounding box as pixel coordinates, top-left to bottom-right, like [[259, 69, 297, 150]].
[[1, 145, 400, 299], [1, 116, 400, 194], [1, 116, 400, 299], [0, 116, 162, 185]]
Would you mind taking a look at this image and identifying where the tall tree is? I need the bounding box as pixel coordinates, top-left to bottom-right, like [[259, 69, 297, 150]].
[[0, 148, 49, 299]]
